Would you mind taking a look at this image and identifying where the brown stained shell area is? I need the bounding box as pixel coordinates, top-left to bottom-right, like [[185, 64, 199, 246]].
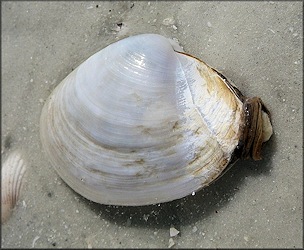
[[213, 70, 273, 162], [240, 97, 272, 160], [199, 77, 273, 186], [180, 50, 273, 162]]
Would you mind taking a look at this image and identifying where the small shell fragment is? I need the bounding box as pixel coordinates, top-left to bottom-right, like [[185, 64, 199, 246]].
[[32, 236, 40, 248], [1, 150, 27, 224], [169, 227, 180, 237], [168, 238, 175, 248]]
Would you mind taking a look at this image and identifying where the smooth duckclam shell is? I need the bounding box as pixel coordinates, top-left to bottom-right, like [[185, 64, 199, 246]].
[[40, 34, 272, 206]]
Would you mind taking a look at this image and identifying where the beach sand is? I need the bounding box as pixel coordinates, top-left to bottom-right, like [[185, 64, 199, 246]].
[[1, 1, 302, 248]]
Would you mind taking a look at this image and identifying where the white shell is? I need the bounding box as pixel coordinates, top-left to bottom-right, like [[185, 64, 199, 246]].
[[1, 150, 27, 223], [40, 34, 272, 206]]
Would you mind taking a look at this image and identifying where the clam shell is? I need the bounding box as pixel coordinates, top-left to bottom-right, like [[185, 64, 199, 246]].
[[40, 34, 272, 206], [1, 150, 27, 223]]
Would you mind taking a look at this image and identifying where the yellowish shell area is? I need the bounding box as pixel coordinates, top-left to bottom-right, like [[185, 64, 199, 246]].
[[40, 34, 244, 206], [180, 53, 244, 155]]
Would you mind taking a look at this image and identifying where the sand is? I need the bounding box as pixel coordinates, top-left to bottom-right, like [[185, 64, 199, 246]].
[[1, 1, 303, 248]]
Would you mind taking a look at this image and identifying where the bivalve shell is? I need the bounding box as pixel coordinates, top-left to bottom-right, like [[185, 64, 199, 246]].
[[1, 150, 27, 223], [40, 34, 273, 206]]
